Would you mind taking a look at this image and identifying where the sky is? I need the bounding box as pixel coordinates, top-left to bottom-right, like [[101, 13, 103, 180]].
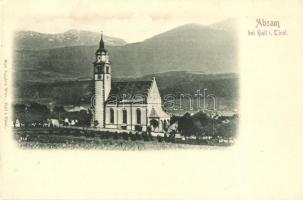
[[2, 0, 301, 43], [1, 0, 242, 42]]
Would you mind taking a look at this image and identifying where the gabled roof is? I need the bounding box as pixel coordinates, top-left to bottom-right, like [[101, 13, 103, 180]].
[[149, 107, 159, 118], [149, 107, 170, 118], [106, 80, 153, 104]]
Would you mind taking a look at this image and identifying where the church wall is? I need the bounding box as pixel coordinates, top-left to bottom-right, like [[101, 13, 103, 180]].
[[105, 104, 148, 131], [104, 69, 111, 100], [94, 81, 104, 128]]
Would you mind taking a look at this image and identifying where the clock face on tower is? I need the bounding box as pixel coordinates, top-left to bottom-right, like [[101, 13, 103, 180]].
[[101, 55, 106, 62]]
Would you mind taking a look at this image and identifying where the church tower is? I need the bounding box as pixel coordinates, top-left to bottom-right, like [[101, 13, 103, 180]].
[[93, 33, 111, 128]]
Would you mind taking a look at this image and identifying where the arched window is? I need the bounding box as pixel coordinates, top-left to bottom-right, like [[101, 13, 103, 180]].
[[122, 110, 127, 124], [136, 109, 141, 124], [106, 66, 109, 74], [110, 108, 114, 124]]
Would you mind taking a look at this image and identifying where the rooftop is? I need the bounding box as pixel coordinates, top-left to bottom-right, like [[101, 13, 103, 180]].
[[106, 80, 153, 104]]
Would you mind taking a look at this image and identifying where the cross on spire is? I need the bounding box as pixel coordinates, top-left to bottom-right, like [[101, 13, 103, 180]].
[[152, 72, 156, 82]]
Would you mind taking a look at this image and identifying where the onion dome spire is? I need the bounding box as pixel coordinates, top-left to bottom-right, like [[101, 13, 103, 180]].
[[96, 31, 107, 55], [99, 31, 105, 50]]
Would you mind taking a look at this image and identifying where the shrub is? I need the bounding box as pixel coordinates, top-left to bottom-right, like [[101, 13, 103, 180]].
[[135, 132, 141, 140], [135, 125, 142, 131], [113, 132, 119, 140], [122, 132, 129, 140], [86, 132, 95, 138], [164, 133, 168, 142], [72, 131, 81, 137], [157, 135, 163, 142], [142, 132, 149, 141], [148, 132, 153, 141], [130, 132, 136, 141], [168, 133, 175, 143]]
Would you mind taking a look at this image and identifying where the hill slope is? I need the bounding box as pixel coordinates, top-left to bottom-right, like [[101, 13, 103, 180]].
[[14, 71, 239, 113], [14, 21, 238, 80]]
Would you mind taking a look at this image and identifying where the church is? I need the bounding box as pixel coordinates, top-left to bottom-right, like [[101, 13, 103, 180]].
[[92, 34, 170, 132]]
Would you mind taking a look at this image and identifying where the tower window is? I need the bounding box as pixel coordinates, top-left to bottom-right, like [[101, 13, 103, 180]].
[[106, 66, 109, 74], [122, 110, 127, 124], [110, 108, 114, 124], [136, 109, 141, 124], [95, 65, 102, 73]]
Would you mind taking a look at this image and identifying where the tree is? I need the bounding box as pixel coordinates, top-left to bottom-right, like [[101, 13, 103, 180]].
[[87, 109, 93, 126], [177, 113, 196, 139], [53, 105, 65, 114], [193, 111, 209, 126], [177, 112, 213, 140], [52, 105, 65, 119], [216, 117, 238, 144], [225, 118, 238, 143], [27, 102, 50, 124], [77, 110, 91, 127], [170, 115, 180, 125], [193, 111, 213, 139], [216, 124, 225, 139], [13, 104, 27, 125]]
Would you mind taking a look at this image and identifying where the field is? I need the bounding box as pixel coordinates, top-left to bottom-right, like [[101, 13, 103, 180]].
[[14, 128, 230, 150]]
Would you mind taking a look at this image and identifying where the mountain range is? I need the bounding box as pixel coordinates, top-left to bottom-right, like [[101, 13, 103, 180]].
[[13, 19, 239, 112], [14, 19, 238, 80], [14, 29, 127, 50]]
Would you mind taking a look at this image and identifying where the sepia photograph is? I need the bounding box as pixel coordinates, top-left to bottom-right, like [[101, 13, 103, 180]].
[[1, 0, 303, 199], [12, 9, 239, 150]]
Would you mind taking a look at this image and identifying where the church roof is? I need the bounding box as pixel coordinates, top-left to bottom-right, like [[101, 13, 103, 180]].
[[149, 107, 170, 118], [96, 32, 107, 54], [106, 80, 153, 104], [149, 107, 159, 118]]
